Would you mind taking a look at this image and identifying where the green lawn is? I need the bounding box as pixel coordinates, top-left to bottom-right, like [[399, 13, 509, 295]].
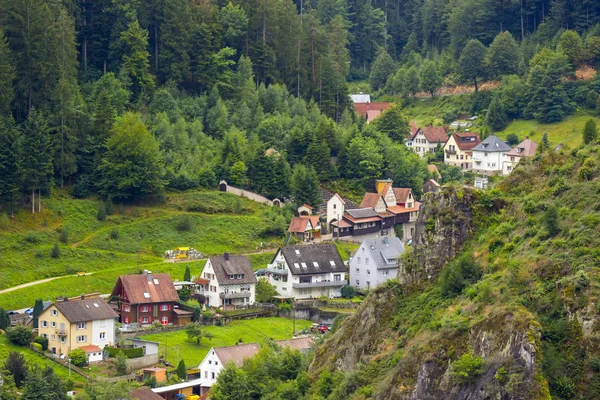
[[139, 318, 312, 367], [0, 335, 85, 382]]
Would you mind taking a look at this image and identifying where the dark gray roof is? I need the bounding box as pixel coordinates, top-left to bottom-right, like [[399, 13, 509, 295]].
[[472, 135, 512, 152], [281, 244, 347, 275], [209, 255, 257, 285], [54, 298, 118, 323], [362, 237, 404, 269], [345, 208, 380, 219]]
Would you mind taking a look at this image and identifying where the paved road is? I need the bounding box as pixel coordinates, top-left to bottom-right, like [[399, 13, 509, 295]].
[[0, 273, 92, 296]]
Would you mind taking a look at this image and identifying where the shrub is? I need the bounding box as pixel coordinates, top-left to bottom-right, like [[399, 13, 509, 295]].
[[115, 351, 128, 375], [96, 202, 106, 221], [23, 233, 41, 244], [59, 228, 69, 244], [34, 336, 49, 351], [451, 352, 485, 384], [341, 285, 356, 299], [6, 326, 34, 346], [31, 342, 42, 351], [440, 254, 482, 297], [110, 228, 120, 240], [69, 348, 88, 367], [543, 205, 560, 236], [176, 360, 187, 379], [50, 243, 60, 258], [105, 197, 114, 215], [589, 356, 600, 372], [4, 351, 28, 387], [105, 347, 144, 359], [71, 175, 91, 198], [176, 215, 192, 232], [552, 376, 576, 398]]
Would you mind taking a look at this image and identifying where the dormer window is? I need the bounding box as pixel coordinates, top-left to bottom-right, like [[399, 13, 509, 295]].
[[236, 274, 243, 279], [229, 275, 235, 280], [517, 148, 523, 153]]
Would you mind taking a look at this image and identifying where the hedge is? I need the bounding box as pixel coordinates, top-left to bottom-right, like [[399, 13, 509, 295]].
[[105, 347, 144, 359]]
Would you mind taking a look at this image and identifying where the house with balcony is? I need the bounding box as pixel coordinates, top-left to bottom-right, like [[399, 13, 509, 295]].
[[407, 125, 449, 158], [349, 237, 405, 290], [266, 244, 347, 299], [37, 297, 118, 360], [443, 132, 481, 170], [472, 135, 513, 175], [110, 272, 192, 327], [502, 138, 537, 175], [202, 252, 256, 308]]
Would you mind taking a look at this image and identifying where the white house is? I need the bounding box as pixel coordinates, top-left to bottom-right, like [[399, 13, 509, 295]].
[[326, 193, 345, 231], [129, 338, 159, 356], [202, 252, 257, 308], [266, 244, 348, 299], [349, 237, 405, 290], [443, 132, 481, 171], [471, 135, 513, 175], [502, 138, 538, 175], [407, 126, 449, 158]]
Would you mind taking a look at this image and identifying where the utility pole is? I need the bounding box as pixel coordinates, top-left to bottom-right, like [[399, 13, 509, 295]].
[[137, 233, 141, 269], [292, 302, 295, 337]]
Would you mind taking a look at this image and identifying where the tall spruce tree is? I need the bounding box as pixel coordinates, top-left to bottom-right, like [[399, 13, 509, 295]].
[[291, 164, 321, 208], [486, 31, 520, 78], [582, 119, 598, 145], [120, 20, 155, 99], [487, 95, 508, 132], [0, 31, 16, 116], [158, 0, 192, 85], [0, 118, 22, 216]]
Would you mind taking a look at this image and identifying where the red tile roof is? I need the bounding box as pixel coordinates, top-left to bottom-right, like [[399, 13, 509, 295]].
[[353, 102, 393, 118], [428, 165, 441, 178], [194, 277, 210, 285], [112, 273, 179, 305], [420, 126, 448, 143], [392, 188, 411, 204], [331, 220, 352, 228], [452, 132, 482, 151], [288, 216, 320, 233], [410, 121, 419, 135], [387, 202, 421, 214], [366, 109, 382, 123], [78, 345, 102, 353], [214, 343, 261, 367], [504, 138, 537, 157], [360, 193, 381, 209]]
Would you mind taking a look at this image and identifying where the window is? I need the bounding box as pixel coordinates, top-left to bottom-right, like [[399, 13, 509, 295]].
[[212, 372, 216, 380], [41, 321, 48, 328], [76, 335, 87, 343], [215, 361, 218, 366], [161, 316, 169, 325], [367, 281, 370, 287], [485, 153, 488, 157], [160, 304, 170, 311], [334, 274, 341, 282], [365, 258, 369, 265], [59, 336, 66, 344], [355, 268, 359, 273], [41, 333, 47, 339], [51, 335, 56, 341], [143, 292, 150, 299], [333, 204, 336, 209], [460, 155, 464, 160], [356, 280, 360, 285], [383, 270, 389, 276], [229, 275, 235, 280], [236, 274, 243, 279], [99, 332, 106, 340], [209, 360, 212, 365], [123, 305, 131, 312], [51, 310, 58, 316], [367, 270, 371, 275], [357, 257, 361, 264], [141, 305, 150, 312], [51, 322, 57, 328], [141, 317, 149, 324], [77, 322, 86, 329], [205, 371, 208, 378]]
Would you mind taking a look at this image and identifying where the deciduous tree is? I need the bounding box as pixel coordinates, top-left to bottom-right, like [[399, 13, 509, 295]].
[[459, 39, 486, 92]]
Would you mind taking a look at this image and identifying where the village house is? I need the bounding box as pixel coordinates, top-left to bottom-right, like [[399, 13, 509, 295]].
[[471, 135, 513, 175], [428, 164, 442, 180], [37, 297, 117, 361], [198, 338, 313, 386], [265, 244, 347, 299], [202, 252, 257, 308], [502, 138, 538, 175], [349, 237, 405, 290], [406, 125, 449, 158], [423, 178, 441, 193], [110, 272, 192, 327], [287, 215, 321, 242], [326, 193, 346, 231], [443, 132, 482, 170], [353, 101, 393, 123]]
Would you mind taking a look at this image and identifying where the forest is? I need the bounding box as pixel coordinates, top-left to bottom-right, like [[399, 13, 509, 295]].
[[0, 0, 599, 213]]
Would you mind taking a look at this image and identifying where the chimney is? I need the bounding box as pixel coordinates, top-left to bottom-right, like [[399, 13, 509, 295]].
[[80, 294, 85, 300], [224, 251, 230, 261], [146, 270, 152, 283]]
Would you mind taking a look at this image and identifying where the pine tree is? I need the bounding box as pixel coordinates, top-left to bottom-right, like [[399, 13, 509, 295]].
[[582, 119, 598, 145], [176, 359, 187, 379], [0, 118, 22, 216], [369, 50, 396, 91], [486, 31, 520, 78], [487, 95, 508, 132], [184, 265, 191, 282], [291, 164, 322, 208], [305, 136, 336, 182], [0, 31, 16, 116], [32, 299, 44, 329], [158, 0, 192, 85], [20, 109, 53, 213], [0, 307, 10, 330], [120, 20, 155, 99]]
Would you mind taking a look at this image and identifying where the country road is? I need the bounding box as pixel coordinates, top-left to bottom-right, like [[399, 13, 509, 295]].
[[0, 273, 92, 296]]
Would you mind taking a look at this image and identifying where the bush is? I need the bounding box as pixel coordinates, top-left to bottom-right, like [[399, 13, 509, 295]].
[[6, 326, 34, 346], [440, 254, 482, 297], [105, 197, 114, 215], [34, 336, 48, 351], [176, 215, 192, 232], [71, 175, 91, 198], [96, 202, 106, 221], [110, 228, 120, 240], [115, 351, 128, 375], [58, 228, 69, 244], [105, 347, 144, 359], [341, 285, 356, 299], [23, 233, 41, 244], [451, 352, 485, 384], [50, 243, 60, 258], [543, 205, 560, 236], [69, 348, 88, 367]]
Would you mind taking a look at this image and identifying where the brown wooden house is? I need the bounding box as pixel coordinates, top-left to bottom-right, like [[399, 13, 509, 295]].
[[110, 271, 192, 327]]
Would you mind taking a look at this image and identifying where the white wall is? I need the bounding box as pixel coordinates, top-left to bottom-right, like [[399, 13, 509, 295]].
[[198, 349, 224, 386], [91, 319, 115, 349], [203, 260, 220, 307], [327, 196, 345, 227], [472, 151, 504, 174]]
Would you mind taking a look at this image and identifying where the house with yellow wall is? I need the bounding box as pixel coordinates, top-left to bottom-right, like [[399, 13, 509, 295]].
[[37, 297, 118, 361]]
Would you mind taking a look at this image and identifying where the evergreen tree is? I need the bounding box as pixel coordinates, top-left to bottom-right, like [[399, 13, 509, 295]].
[[32, 299, 44, 329], [486, 31, 520, 78], [344, 135, 384, 185], [0, 31, 16, 116], [98, 112, 165, 199], [420, 60, 443, 97], [0, 307, 10, 330], [220, 2, 249, 55], [400, 32, 419, 62], [0, 118, 22, 216], [369, 50, 396, 91], [176, 359, 187, 379], [21, 366, 68, 400], [372, 105, 409, 142], [184, 265, 191, 282], [405, 66, 421, 97], [557, 30, 584, 66], [158, 0, 192, 85], [304, 136, 336, 182], [459, 39, 486, 92], [4, 351, 27, 388], [20, 109, 53, 213], [582, 119, 598, 145], [291, 164, 321, 208], [487, 95, 508, 132], [120, 20, 155, 99]]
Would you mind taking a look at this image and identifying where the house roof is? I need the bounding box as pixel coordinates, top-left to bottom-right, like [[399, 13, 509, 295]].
[[366, 109, 382, 123], [78, 345, 103, 353], [504, 138, 537, 157], [152, 378, 205, 394], [264, 147, 281, 157], [452, 132, 481, 150], [288, 216, 320, 233], [274, 337, 314, 351], [387, 202, 421, 214], [417, 126, 448, 143], [330, 193, 345, 204], [472, 135, 512, 152], [111, 273, 179, 305], [280, 244, 347, 276], [53, 298, 118, 323], [345, 208, 380, 219], [209, 254, 257, 285], [330, 219, 352, 228], [410, 121, 419, 135], [392, 188, 411, 204], [425, 178, 440, 187], [194, 277, 210, 285], [214, 343, 261, 367], [353, 102, 392, 118], [361, 237, 405, 269], [350, 94, 371, 103], [427, 165, 441, 178], [300, 204, 313, 210], [131, 387, 164, 400], [359, 193, 382, 209]]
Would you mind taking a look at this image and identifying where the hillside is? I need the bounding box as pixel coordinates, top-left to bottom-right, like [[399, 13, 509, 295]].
[[307, 146, 600, 399]]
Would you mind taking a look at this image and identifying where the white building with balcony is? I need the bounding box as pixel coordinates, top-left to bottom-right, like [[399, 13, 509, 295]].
[[202, 252, 256, 308], [349, 237, 405, 290], [265, 244, 348, 299], [471, 135, 513, 176]]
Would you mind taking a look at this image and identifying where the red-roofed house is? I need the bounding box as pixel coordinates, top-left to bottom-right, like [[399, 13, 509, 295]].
[[502, 138, 538, 175], [110, 272, 192, 327], [353, 102, 393, 123], [443, 132, 482, 170], [407, 125, 449, 158], [288, 216, 321, 242]]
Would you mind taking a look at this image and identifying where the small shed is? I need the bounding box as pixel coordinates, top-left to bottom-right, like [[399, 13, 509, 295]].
[[423, 179, 441, 193], [144, 367, 167, 383], [129, 338, 159, 356], [79, 345, 104, 363]]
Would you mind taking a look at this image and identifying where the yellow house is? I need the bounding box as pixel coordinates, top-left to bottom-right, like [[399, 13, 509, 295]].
[[443, 132, 482, 171], [37, 298, 118, 360]]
